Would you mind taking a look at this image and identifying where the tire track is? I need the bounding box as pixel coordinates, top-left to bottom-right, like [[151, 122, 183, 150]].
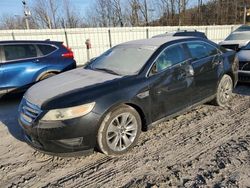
[[43, 95, 250, 188], [0, 87, 249, 188]]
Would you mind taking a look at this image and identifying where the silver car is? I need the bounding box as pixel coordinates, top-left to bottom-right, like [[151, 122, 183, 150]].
[[220, 31, 250, 82]]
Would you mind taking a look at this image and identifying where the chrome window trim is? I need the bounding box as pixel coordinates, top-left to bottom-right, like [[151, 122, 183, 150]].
[[1, 43, 59, 63], [146, 40, 221, 78]]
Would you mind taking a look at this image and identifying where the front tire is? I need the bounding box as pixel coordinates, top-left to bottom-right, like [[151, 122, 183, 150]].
[[97, 105, 141, 156], [213, 74, 233, 107]]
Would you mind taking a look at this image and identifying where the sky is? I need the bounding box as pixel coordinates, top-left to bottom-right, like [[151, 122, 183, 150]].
[[0, 0, 91, 17]]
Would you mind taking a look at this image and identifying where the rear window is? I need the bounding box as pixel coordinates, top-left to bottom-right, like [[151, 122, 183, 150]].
[[225, 32, 250, 41], [37, 44, 57, 55], [186, 42, 217, 60], [3, 44, 37, 61]]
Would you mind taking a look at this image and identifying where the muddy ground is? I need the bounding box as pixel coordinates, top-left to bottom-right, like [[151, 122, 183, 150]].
[[0, 84, 249, 188]]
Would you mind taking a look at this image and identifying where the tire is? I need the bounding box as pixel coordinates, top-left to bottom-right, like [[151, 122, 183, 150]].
[[97, 105, 142, 156], [213, 74, 233, 107], [39, 72, 56, 81]]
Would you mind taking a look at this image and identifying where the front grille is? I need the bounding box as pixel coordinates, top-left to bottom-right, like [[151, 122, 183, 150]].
[[221, 44, 240, 51], [19, 99, 42, 126], [239, 75, 250, 82], [239, 61, 250, 71]]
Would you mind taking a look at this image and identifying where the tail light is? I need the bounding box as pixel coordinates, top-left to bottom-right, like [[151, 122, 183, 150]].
[[62, 44, 74, 59]]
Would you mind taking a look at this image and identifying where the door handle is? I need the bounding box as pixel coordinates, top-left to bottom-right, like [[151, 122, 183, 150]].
[[180, 72, 187, 78], [33, 59, 40, 63], [185, 65, 194, 77], [213, 61, 222, 65], [156, 90, 162, 94]]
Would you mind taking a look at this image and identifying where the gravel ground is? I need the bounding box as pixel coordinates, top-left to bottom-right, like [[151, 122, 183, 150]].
[[0, 85, 249, 188]]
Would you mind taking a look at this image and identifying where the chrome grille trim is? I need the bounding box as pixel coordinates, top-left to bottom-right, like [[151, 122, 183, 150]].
[[19, 98, 42, 126]]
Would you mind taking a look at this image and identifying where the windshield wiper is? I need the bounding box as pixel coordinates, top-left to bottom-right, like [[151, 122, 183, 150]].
[[94, 68, 121, 76]]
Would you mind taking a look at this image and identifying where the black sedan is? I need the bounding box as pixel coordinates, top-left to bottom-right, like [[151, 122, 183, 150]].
[[18, 36, 238, 156]]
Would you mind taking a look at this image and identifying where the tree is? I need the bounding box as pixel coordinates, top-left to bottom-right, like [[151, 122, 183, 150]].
[[0, 14, 37, 30], [32, 0, 61, 29], [61, 0, 82, 28]]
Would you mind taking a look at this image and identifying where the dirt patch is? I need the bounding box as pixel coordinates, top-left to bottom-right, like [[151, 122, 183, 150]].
[[0, 85, 249, 188]]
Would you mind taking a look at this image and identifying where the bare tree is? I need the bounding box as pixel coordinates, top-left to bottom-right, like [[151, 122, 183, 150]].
[[61, 0, 82, 28], [113, 0, 124, 26], [127, 0, 141, 26], [0, 14, 37, 30], [32, 0, 60, 29]]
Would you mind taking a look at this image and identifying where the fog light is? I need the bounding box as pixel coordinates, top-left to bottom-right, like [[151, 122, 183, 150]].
[[57, 137, 83, 146]]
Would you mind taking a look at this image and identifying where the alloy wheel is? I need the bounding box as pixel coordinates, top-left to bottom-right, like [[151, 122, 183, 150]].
[[106, 112, 138, 152]]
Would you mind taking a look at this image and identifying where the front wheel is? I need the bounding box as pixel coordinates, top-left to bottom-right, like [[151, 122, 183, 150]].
[[97, 105, 141, 156], [213, 74, 233, 107]]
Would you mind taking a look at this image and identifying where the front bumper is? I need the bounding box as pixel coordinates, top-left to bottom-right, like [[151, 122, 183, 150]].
[[0, 88, 17, 97], [238, 70, 250, 83], [18, 111, 101, 155]]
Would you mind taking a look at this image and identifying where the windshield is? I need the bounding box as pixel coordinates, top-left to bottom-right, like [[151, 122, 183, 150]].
[[225, 32, 250, 41], [235, 25, 250, 32], [87, 45, 156, 76]]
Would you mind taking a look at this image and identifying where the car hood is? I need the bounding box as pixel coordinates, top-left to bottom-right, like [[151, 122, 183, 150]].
[[219, 40, 249, 48], [24, 68, 122, 107]]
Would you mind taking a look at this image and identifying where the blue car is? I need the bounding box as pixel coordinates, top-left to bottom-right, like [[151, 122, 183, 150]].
[[0, 40, 76, 97]]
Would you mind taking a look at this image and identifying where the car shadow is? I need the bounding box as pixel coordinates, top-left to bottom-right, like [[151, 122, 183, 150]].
[[0, 93, 25, 142], [233, 83, 250, 96]]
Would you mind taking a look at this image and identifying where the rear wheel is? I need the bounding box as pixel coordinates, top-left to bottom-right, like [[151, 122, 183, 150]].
[[39, 72, 56, 81], [97, 105, 141, 156], [213, 74, 233, 107]]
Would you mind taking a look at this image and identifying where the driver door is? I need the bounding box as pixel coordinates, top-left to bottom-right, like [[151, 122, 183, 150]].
[[148, 44, 195, 122], [0, 46, 4, 89]]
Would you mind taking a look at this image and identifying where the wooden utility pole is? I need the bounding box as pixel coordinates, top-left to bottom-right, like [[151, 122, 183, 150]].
[[198, 0, 203, 25], [244, 2, 247, 24]]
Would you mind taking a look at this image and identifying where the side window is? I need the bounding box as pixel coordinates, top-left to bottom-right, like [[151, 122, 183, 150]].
[[205, 43, 218, 56], [0, 46, 3, 63], [3, 44, 37, 61], [186, 42, 218, 60], [37, 44, 57, 55], [152, 44, 187, 74]]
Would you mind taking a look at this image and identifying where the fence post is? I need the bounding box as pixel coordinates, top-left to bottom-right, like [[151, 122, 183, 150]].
[[205, 27, 208, 36], [146, 28, 149, 39], [108, 29, 112, 48], [231, 26, 234, 32], [64, 29, 69, 47], [11, 32, 15, 40]]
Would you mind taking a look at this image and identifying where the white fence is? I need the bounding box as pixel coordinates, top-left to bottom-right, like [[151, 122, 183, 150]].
[[0, 25, 240, 65]]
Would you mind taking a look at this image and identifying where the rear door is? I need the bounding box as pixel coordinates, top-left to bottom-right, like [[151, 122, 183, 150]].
[[185, 41, 220, 103], [1, 43, 39, 89]]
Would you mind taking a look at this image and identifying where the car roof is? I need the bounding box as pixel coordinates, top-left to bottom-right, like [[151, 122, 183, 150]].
[[152, 30, 207, 39], [0, 40, 62, 45], [167, 30, 203, 34], [118, 36, 194, 48]]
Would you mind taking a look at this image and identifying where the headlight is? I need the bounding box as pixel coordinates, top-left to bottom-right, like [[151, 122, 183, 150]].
[[42, 102, 95, 121]]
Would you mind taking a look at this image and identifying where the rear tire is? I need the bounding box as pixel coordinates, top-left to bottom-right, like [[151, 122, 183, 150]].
[[97, 105, 141, 156], [39, 72, 56, 81], [213, 74, 233, 107]]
